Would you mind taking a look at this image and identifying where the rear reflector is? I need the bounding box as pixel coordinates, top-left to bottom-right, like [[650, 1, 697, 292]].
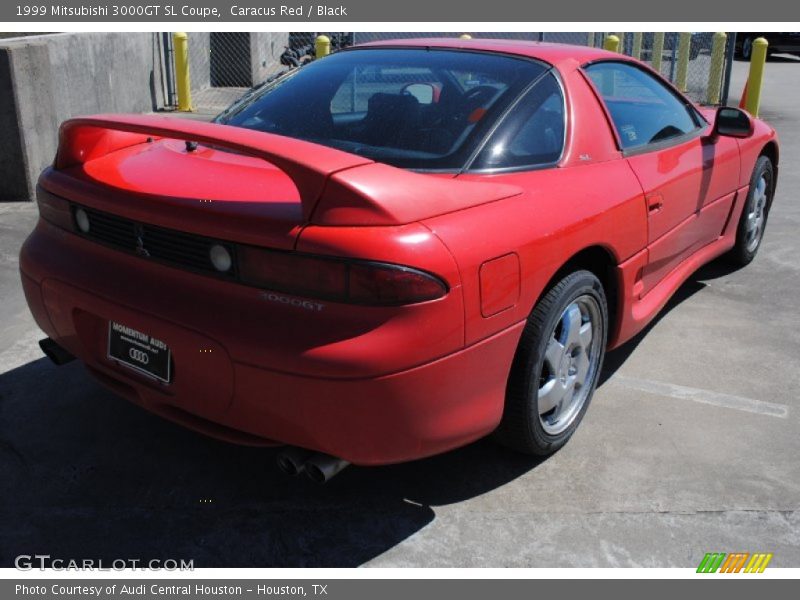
[[36, 186, 74, 232], [238, 246, 447, 306]]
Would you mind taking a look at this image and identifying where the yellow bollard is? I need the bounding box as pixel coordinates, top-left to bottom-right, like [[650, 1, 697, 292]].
[[172, 32, 193, 112], [459, 34, 472, 40], [745, 37, 769, 117], [675, 32, 692, 92], [315, 35, 330, 59], [706, 32, 727, 105], [631, 32, 643, 60], [652, 32, 665, 71], [604, 34, 620, 53], [587, 32, 595, 48]]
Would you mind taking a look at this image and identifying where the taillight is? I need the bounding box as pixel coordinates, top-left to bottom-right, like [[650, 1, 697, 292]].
[[238, 246, 447, 306], [36, 186, 74, 231]]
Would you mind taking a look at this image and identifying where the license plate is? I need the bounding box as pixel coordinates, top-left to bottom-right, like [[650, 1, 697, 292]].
[[108, 321, 171, 383]]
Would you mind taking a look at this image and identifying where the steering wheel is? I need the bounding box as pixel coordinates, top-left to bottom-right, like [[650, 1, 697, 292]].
[[433, 85, 498, 130]]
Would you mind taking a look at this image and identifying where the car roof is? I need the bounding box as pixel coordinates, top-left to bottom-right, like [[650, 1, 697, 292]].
[[354, 38, 623, 68]]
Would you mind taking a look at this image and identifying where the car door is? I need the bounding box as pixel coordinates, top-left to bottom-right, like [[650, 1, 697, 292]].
[[584, 61, 739, 294]]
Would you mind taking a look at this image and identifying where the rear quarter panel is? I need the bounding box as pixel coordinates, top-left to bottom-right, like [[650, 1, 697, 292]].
[[424, 162, 648, 346]]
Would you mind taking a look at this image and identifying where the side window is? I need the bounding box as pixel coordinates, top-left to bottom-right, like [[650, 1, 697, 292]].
[[472, 72, 565, 170], [584, 62, 700, 150]]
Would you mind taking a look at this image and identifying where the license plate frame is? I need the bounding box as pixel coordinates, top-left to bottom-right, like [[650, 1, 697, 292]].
[[107, 321, 172, 383]]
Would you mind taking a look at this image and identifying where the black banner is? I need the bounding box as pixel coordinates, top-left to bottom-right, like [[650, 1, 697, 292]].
[[2, 0, 800, 22], [4, 580, 800, 600]]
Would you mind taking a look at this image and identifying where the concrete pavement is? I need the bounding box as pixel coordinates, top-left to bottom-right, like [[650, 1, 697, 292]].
[[0, 56, 799, 568]]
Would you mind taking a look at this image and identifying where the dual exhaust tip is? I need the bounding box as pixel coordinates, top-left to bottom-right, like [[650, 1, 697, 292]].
[[276, 447, 350, 484]]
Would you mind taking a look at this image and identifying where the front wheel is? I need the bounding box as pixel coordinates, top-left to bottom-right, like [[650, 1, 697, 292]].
[[494, 270, 608, 455], [729, 155, 774, 266]]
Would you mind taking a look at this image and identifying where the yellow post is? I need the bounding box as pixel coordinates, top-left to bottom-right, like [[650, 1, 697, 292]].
[[604, 34, 620, 53], [706, 32, 727, 105], [745, 37, 769, 116], [459, 34, 472, 40], [172, 32, 192, 112], [652, 32, 665, 71], [631, 32, 643, 60], [315, 35, 330, 59], [675, 32, 692, 92], [587, 32, 595, 48]]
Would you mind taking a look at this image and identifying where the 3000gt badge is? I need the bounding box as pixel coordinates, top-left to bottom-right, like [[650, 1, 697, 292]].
[[259, 291, 325, 312]]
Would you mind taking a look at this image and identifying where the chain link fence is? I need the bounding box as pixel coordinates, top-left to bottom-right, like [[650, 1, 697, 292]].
[[165, 32, 734, 114], [170, 32, 289, 113]]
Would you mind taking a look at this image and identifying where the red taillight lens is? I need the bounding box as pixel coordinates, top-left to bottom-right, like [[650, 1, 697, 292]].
[[36, 186, 74, 231], [348, 263, 447, 305], [238, 246, 447, 306], [239, 246, 347, 299]]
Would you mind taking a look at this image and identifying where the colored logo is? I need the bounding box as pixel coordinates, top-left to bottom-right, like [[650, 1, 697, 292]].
[[697, 552, 773, 573]]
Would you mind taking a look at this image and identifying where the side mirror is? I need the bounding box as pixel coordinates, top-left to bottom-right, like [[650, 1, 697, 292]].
[[712, 106, 754, 139], [402, 83, 437, 105]]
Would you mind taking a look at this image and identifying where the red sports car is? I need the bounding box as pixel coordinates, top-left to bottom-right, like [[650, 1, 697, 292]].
[[20, 39, 778, 482]]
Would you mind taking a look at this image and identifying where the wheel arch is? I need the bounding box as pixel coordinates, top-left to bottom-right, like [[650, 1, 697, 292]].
[[539, 245, 619, 341], [759, 140, 779, 208], [760, 140, 779, 169]]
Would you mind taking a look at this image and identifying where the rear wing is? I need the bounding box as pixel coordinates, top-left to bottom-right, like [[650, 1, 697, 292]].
[[57, 114, 372, 222], [56, 114, 521, 226]]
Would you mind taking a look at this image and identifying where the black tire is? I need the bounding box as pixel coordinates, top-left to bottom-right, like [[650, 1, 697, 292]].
[[494, 270, 608, 455], [729, 155, 774, 267], [741, 36, 754, 61]]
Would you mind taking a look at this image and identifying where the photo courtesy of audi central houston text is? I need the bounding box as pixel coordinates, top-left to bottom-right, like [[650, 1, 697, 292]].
[[20, 38, 779, 468], [1, 26, 798, 570]]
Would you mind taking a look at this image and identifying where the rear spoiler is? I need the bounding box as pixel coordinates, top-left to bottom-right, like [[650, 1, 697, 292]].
[[56, 114, 371, 222], [56, 114, 521, 226]]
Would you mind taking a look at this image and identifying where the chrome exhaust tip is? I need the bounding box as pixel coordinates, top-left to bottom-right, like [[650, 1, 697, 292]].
[[39, 338, 75, 366], [304, 453, 350, 484], [276, 447, 313, 476]]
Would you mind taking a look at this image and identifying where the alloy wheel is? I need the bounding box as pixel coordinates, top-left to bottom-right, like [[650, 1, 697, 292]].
[[537, 295, 603, 435], [745, 174, 769, 253]]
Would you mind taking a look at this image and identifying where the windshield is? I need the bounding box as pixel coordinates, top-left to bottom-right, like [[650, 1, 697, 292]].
[[216, 48, 547, 170]]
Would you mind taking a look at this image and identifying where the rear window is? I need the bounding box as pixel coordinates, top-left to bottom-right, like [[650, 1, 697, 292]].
[[217, 48, 547, 170]]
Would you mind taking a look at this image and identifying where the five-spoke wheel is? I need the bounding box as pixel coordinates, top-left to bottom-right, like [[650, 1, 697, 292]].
[[731, 155, 773, 266], [495, 270, 608, 455], [538, 296, 603, 435]]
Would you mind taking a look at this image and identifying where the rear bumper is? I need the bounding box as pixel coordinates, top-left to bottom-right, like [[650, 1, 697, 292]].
[[20, 220, 522, 465]]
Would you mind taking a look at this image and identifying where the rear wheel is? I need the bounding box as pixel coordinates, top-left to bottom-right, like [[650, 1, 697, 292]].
[[494, 270, 608, 455], [729, 155, 774, 266]]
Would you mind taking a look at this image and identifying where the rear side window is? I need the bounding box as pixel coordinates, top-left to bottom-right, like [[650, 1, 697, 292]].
[[584, 61, 700, 150], [471, 72, 565, 170]]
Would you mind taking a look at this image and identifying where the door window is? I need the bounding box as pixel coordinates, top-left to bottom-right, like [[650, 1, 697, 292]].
[[584, 62, 702, 150]]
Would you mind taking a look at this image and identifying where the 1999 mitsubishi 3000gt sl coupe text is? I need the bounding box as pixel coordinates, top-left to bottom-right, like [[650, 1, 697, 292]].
[[20, 39, 779, 482]]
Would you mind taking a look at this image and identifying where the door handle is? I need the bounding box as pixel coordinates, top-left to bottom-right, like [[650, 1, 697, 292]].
[[647, 193, 664, 214]]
